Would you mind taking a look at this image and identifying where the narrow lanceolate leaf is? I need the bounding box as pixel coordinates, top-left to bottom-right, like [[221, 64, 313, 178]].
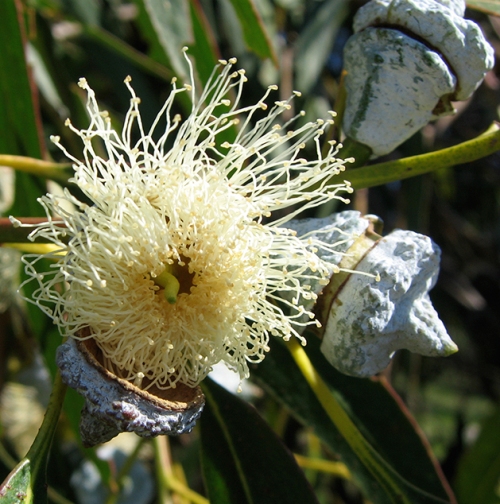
[[298, 338, 455, 503], [0, 0, 47, 220], [0, 0, 44, 160], [0, 374, 67, 504], [189, 1, 238, 148], [294, 0, 350, 92], [226, 0, 276, 63], [454, 405, 500, 504], [84, 25, 174, 82], [200, 378, 319, 504], [189, 0, 221, 86], [0, 0, 53, 339], [251, 337, 456, 504], [140, 0, 193, 81]]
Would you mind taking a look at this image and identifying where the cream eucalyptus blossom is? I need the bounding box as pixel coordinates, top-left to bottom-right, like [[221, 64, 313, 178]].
[[17, 51, 352, 391]]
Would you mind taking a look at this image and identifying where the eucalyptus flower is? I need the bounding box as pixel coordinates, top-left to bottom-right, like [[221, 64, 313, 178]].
[[16, 52, 352, 391]]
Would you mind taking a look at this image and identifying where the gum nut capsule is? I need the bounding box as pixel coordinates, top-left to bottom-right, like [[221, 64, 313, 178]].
[[342, 28, 457, 157], [318, 229, 458, 377], [343, 0, 494, 157], [57, 333, 205, 447], [353, 0, 494, 101]]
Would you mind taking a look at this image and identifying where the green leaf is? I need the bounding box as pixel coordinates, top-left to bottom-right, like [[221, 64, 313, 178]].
[[0, 0, 54, 340], [0, 373, 67, 504], [131, 0, 170, 68], [138, 0, 193, 81], [0, 459, 33, 503], [303, 337, 454, 502], [454, 405, 500, 504], [64, 0, 101, 25], [0, 0, 47, 219], [0, 0, 44, 159], [200, 378, 319, 504], [466, 0, 500, 16], [226, 0, 276, 63], [251, 338, 455, 503], [188, 2, 239, 149], [84, 25, 174, 82], [295, 0, 350, 93], [254, 338, 395, 502], [189, 0, 220, 86]]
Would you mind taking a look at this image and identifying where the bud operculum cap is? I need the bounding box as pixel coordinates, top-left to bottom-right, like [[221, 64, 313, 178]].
[[319, 228, 458, 377], [343, 0, 494, 156]]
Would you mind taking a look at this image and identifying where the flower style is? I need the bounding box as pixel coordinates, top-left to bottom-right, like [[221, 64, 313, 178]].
[[19, 52, 352, 390]]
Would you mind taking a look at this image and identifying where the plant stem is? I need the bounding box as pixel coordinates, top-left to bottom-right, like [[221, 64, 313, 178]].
[[294, 453, 351, 479], [0, 217, 66, 244], [287, 338, 413, 504], [153, 437, 209, 504], [0, 155, 71, 184], [105, 438, 147, 504], [340, 123, 500, 190], [153, 436, 172, 503]]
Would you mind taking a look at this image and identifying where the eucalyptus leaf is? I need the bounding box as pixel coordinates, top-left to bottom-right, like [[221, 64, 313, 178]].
[[294, 0, 350, 92], [303, 336, 454, 502], [226, 0, 276, 62], [0, 460, 33, 503], [189, 1, 220, 87], [84, 25, 174, 82], [140, 0, 192, 81], [0, 0, 44, 160], [63, 0, 101, 25], [200, 378, 319, 504], [0, 374, 67, 504], [0, 0, 53, 340], [252, 337, 455, 503], [454, 405, 500, 504]]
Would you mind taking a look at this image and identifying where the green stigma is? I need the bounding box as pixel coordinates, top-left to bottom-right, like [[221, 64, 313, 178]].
[[155, 268, 181, 304]]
